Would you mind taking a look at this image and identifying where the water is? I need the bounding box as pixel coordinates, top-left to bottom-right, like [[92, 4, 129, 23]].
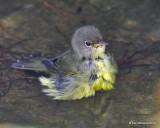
[[0, 0, 160, 128]]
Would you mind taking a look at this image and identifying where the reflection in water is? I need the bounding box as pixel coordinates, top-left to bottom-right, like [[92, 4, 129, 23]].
[[50, 92, 113, 128], [0, 86, 113, 128]]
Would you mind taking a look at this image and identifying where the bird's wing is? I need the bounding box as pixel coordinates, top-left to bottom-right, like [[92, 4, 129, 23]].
[[11, 56, 58, 72], [11, 50, 80, 74], [54, 50, 81, 75]]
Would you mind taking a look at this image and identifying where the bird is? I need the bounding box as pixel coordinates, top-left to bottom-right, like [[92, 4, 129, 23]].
[[11, 25, 117, 100]]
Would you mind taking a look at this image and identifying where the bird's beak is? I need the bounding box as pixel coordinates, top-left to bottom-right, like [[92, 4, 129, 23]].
[[94, 40, 109, 48]]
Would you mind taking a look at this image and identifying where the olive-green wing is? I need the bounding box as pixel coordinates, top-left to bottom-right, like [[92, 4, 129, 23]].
[[11, 50, 80, 74]]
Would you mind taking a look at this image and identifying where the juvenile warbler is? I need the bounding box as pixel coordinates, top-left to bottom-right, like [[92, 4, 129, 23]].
[[12, 25, 117, 100]]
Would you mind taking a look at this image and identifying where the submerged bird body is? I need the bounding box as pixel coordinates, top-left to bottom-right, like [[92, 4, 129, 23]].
[[12, 26, 117, 100]]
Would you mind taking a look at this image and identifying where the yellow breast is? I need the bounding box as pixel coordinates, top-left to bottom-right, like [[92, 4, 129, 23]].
[[91, 56, 116, 91]]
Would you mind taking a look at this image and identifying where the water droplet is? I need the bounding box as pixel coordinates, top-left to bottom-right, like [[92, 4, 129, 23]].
[[28, 80, 32, 83], [29, 54, 33, 57]]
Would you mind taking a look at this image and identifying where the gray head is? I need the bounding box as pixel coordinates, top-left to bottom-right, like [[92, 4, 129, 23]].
[[71, 25, 108, 59]]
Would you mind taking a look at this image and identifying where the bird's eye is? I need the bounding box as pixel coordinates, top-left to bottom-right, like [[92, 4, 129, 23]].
[[85, 41, 92, 47]]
